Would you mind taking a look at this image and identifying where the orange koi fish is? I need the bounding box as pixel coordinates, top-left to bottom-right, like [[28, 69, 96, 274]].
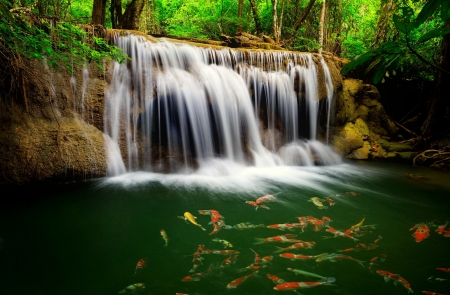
[[273, 277, 336, 291], [220, 254, 239, 269], [325, 196, 336, 206], [176, 293, 189, 295], [194, 244, 212, 255], [376, 270, 413, 293], [374, 235, 383, 243], [274, 241, 316, 253], [189, 253, 204, 273], [421, 291, 446, 295], [254, 234, 304, 244], [444, 229, 450, 237], [182, 267, 212, 282], [279, 253, 319, 261], [436, 267, 450, 272], [245, 200, 270, 210], [337, 243, 367, 253], [324, 226, 358, 241], [413, 225, 430, 242], [267, 274, 286, 285], [436, 222, 448, 234], [134, 258, 148, 275], [226, 271, 257, 289]]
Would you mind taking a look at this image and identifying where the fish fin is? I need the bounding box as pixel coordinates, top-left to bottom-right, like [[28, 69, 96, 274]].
[[384, 277, 390, 283], [273, 247, 286, 253], [393, 280, 398, 286], [253, 238, 265, 245], [200, 226, 206, 231], [358, 261, 366, 268]]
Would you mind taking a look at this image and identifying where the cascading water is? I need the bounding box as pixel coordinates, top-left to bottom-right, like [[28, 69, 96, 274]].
[[104, 33, 341, 176]]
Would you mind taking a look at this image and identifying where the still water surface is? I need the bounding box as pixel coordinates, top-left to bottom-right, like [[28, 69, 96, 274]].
[[1, 160, 450, 295]]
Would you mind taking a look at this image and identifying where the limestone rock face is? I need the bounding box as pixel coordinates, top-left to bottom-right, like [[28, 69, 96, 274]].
[[331, 78, 415, 160]]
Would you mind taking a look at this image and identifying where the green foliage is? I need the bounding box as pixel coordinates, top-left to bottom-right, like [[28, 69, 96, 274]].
[[341, 0, 449, 84], [0, 6, 128, 74]]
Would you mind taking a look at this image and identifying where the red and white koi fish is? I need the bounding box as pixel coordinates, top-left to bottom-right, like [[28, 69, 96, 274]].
[[337, 243, 367, 253], [436, 267, 450, 273], [274, 241, 316, 253], [376, 270, 413, 293], [220, 254, 239, 269], [374, 235, 383, 243], [194, 244, 212, 255], [444, 229, 450, 237], [181, 267, 212, 282], [189, 253, 204, 273], [369, 254, 387, 272], [245, 200, 270, 210], [267, 223, 305, 231], [254, 234, 304, 244], [421, 291, 446, 295], [176, 293, 189, 295], [325, 196, 336, 206], [324, 226, 358, 241], [273, 277, 336, 291], [315, 253, 366, 267], [226, 271, 257, 289], [267, 274, 286, 285], [413, 225, 430, 242], [256, 194, 277, 204], [211, 249, 240, 255], [134, 258, 148, 275], [297, 216, 330, 232], [436, 222, 449, 234], [279, 253, 319, 261], [261, 255, 274, 265]]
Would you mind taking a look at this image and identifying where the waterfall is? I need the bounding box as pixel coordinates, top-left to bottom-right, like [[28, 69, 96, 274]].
[[104, 34, 341, 176]]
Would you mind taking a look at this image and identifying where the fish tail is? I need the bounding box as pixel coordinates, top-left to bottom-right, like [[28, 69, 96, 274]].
[[357, 260, 366, 268], [253, 238, 265, 244], [273, 246, 286, 253], [319, 277, 336, 284], [200, 226, 206, 231]]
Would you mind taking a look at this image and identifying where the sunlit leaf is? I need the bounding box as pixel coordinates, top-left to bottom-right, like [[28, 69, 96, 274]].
[[416, 0, 441, 25]]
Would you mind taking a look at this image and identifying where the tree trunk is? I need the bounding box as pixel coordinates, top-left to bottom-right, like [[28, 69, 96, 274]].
[[292, 0, 316, 31], [371, 0, 396, 49], [118, 0, 145, 30], [421, 19, 450, 139], [271, 0, 279, 43], [238, 0, 243, 33], [110, 0, 123, 29], [248, 0, 262, 34], [318, 0, 325, 53], [92, 0, 107, 25]]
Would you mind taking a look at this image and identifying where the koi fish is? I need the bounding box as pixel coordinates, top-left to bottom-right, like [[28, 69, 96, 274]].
[[233, 222, 265, 230], [273, 277, 336, 291], [256, 194, 277, 204], [118, 283, 145, 294], [427, 276, 449, 282], [351, 217, 365, 229], [280, 253, 319, 261], [444, 229, 450, 237], [413, 225, 430, 242], [226, 271, 257, 289], [254, 234, 304, 244], [211, 249, 240, 255], [194, 244, 212, 255], [324, 226, 358, 241], [374, 235, 383, 243], [309, 197, 328, 209], [221, 254, 239, 269], [267, 223, 304, 231], [436, 222, 448, 234], [325, 196, 336, 206], [421, 291, 446, 295], [337, 243, 367, 253], [189, 253, 204, 273], [212, 238, 233, 248], [245, 200, 270, 210], [377, 270, 413, 293], [134, 258, 148, 275], [369, 254, 387, 272], [160, 229, 168, 246], [287, 268, 328, 280], [267, 274, 286, 285], [178, 212, 206, 231], [436, 267, 450, 272], [261, 255, 274, 265], [182, 267, 212, 282], [273, 241, 316, 253], [315, 253, 366, 267], [345, 191, 360, 196]]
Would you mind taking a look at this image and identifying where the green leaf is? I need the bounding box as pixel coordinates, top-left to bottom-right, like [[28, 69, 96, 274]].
[[416, 0, 441, 26], [365, 57, 381, 74], [441, 2, 450, 21], [418, 27, 450, 43], [393, 15, 416, 34], [376, 42, 402, 53], [373, 64, 387, 84], [341, 51, 375, 74]]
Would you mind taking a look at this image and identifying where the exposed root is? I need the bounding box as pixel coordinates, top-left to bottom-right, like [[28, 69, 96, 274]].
[[413, 146, 450, 168]]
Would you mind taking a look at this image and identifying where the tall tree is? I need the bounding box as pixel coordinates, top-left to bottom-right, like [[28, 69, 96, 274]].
[[318, 0, 325, 53], [92, 0, 107, 25], [248, 0, 262, 34], [292, 0, 316, 31], [110, 0, 123, 29], [238, 0, 243, 33], [118, 0, 145, 30]]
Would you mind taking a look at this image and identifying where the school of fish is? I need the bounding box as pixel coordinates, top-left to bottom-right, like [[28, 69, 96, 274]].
[[117, 193, 450, 295]]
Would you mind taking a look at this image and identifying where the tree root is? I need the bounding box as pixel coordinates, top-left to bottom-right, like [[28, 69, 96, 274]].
[[413, 146, 450, 168]]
